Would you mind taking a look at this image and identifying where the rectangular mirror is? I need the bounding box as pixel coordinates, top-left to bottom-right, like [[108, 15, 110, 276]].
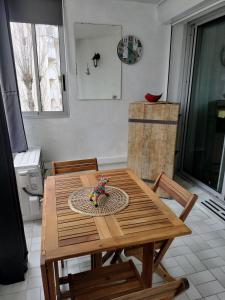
[[74, 23, 122, 100]]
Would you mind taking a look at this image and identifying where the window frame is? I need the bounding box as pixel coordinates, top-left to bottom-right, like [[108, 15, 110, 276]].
[[12, 23, 69, 119]]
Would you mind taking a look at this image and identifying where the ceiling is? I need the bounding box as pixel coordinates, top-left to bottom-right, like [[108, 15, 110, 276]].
[[119, 0, 164, 4]]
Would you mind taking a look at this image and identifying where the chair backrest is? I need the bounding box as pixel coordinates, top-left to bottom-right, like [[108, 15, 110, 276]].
[[52, 158, 98, 175], [114, 278, 189, 300], [152, 172, 197, 269], [153, 172, 197, 222]]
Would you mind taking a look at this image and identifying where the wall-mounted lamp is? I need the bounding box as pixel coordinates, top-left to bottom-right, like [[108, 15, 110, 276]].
[[92, 53, 100, 67]]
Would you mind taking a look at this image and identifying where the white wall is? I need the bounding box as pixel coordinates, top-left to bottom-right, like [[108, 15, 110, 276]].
[[23, 0, 170, 165], [76, 34, 121, 99]]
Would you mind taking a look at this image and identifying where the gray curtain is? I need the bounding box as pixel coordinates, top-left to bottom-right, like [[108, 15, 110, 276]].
[[0, 0, 28, 153]]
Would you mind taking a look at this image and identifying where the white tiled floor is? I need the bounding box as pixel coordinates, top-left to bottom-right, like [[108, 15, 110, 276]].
[[1, 178, 225, 299]]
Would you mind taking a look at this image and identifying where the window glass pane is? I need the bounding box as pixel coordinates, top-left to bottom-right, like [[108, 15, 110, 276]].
[[35, 25, 63, 111], [183, 17, 225, 192], [10, 22, 38, 112]]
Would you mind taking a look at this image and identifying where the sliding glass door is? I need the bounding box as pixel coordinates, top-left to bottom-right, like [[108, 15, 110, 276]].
[[183, 15, 225, 195]]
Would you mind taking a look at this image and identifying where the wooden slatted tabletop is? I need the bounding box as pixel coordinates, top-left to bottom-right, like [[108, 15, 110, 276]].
[[41, 168, 191, 300]]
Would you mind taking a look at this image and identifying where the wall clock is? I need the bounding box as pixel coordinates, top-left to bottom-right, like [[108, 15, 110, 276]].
[[117, 35, 143, 64]]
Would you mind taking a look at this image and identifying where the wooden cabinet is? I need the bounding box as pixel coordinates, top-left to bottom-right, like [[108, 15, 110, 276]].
[[128, 101, 179, 185]]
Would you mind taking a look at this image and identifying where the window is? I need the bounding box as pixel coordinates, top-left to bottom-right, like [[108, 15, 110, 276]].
[[10, 22, 67, 117]]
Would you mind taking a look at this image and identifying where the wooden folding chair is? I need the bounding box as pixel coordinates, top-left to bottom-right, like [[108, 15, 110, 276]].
[[52, 157, 98, 175], [124, 172, 198, 282], [51, 157, 98, 289], [67, 260, 144, 300], [114, 278, 189, 300], [67, 260, 189, 300]]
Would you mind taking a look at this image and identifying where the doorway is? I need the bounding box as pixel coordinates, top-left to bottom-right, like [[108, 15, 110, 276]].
[[182, 15, 225, 197]]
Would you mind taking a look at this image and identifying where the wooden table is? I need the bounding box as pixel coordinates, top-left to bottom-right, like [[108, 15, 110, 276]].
[[41, 168, 191, 300]]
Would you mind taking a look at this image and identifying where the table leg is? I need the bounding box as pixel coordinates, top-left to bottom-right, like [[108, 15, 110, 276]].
[[54, 261, 61, 298], [91, 253, 102, 269], [46, 261, 57, 300], [41, 260, 50, 300], [142, 242, 154, 288]]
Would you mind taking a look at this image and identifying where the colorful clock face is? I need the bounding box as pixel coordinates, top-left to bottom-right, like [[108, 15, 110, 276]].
[[117, 35, 143, 64]]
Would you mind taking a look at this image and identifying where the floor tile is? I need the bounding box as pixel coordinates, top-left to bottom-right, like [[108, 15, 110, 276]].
[[0, 280, 27, 295], [58, 261, 69, 277], [191, 223, 213, 235], [200, 231, 221, 241], [31, 237, 41, 245], [185, 254, 207, 272], [24, 228, 33, 239], [218, 292, 225, 299], [79, 260, 91, 272], [175, 293, 190, 300], [210, 267, 225, 288], [163, 257, 178, 268], [40, 289, 45, 300], [210, 223, 225, 231], [67, 259, 80, 274], [31, 242, 41, 252], [28, 251, 41, 268], [77, 255, 90, 263], [205, 296, 220, 300], [26, 287, 41, 300], [0, 291, 27, 300], [202, 257, 225, 269], [207, 238, 225, 248], [196, 249, 218, 260], [166, 246, 192, 257], [26, 238, 32, 251], [197, 280, 225, 297], [184, 236, 210, 253], [175, 256, 196, 274], [32, 222, 41, 238], [188, 270, 215, 285], [27, 276, 42, 289], [167, 265, 186, 277], [185, 282, 202, 300], [28, 267, 42, 278], [152, 273, 163, 284], [31, 237, 41, 252], [205, 218, 220, 225], [171, 238, 185, 248], [217, 230, 225, 239], [214, 246, 225, 259]]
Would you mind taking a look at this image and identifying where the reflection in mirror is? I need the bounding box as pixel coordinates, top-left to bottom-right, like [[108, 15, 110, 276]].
[[74, 23, 122, 100]]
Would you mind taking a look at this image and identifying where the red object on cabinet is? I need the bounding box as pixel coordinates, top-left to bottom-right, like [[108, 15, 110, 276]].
[[145, 93, 162, 102]]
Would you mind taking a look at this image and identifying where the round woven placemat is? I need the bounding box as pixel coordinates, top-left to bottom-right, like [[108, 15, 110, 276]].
[[68, 186, 129, 216]]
